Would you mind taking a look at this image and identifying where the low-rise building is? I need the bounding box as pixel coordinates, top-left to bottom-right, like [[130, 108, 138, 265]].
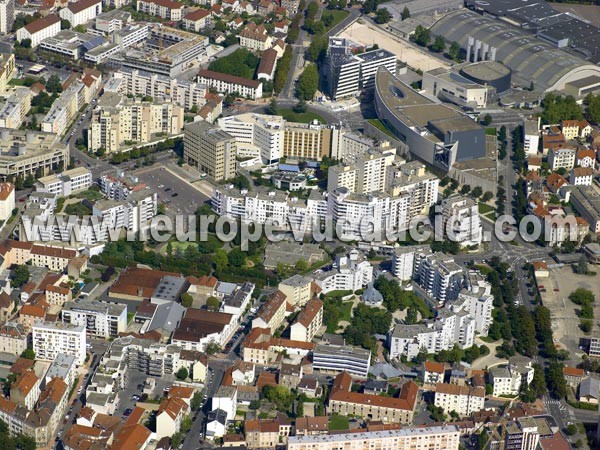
[[0, 322, 27, 355], [16, 14, 61, 48], [423, 361, 446, 386], [548, 147, 576, 171], [329, 372, 418, 424], [0, 88, 32, 129], [198, 70, 263, 99], [182, 8, 211, 32], [245, 415, 292, 448], [34, 167, 92, 196], [578, 377, 599, 404], [137, 0, 184, 20], [61, 300, 127, 339], [59, 0, 102, 28], [251, 290, 287, 334], [313, 343, 371, 378], [434, 383, 485, 417], [278, 275, 313, 307]]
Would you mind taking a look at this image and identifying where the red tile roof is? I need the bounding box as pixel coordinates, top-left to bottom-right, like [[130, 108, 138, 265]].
[[184, 8, 210, 20], [23, 14, 60, 34], [198, 69, 261, 89], [67, 0, 101, 14]]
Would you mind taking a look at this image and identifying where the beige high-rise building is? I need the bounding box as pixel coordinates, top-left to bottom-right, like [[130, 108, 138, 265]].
[[183, 121, 236, 181], [88, 93, 184, 153], [282, 122, 341, 161]]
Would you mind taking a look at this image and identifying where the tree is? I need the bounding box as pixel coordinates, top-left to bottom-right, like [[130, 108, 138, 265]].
[[449, 41, 460, 61], [19, 38, 31, 48], [584, 93, 600, 124], [20, 349, 35, 360], [405, 307, 418, 324], [60, 19, 71, 30], [569, 288, 595, 306], [374, 8, 391, 24], [181, 415, 192, 433], [481, 191, 494, 202], [401, 6, 410, 20], [471, 186, 483, 198], [293, 100, 307, 113], [171, 432, 183, 448], [74, 25, 87, 33], [266, 97, 278, 115], [206, 296, 221, 312], [297, 64, 319, 101], [547, 362, 567, 398], [213, 248, 228, 272], [476, 429, 489, 450], [295, 259, 308, 272], [460, 185, 471, 195], [306, 34, 328, 62], [431, 36, 445, 53], [180, 293, 193, 308], [191, 392, 202, 411], [412, 26, 430, 47], [228, 248, 247, 267], [482, 114, 493, 125], [205, 342, 221, 355], [12, 265, 29, 288], [176, 367, 188, 381], [566, 424, 577, 436], [263, 385, 295, 413]]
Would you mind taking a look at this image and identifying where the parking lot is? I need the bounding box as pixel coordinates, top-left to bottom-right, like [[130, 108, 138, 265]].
[[133, 165, 210, 215], [115, 369, 175, 417]]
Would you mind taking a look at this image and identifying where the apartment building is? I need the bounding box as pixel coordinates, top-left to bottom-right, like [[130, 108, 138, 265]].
[[0, 322, 27, 355], [242, 327, 314, 366], [523, 119, 539, 155], [0, 88, 31, 129], [41, 81, 87, 136], [245, 416, 292, 449], [239, 23, 272, 51], [278, 274, 312, 306], [282, 121, 340, 160], [590, 337, 600, 357], [182, 8, 211, 32], [313, 250, 373, 294], [289, 298, 323, 342], [156, 396, 189, 439], [386, 160, 439, 219], [95, 9, 131, 32], [490, 356, 534, 397], [198, 70, 263, 99], [327, 37, 397, 100], [440, 195, 482, 247], [0, 53, 15, 95], [0, 182, 14, 222], [32, 321, 86, 366], [35, 167, 92, 196], [16, 14, 61, 48], [87, 93, 184, 153], [287, 425, 461, 450], [172, 309, 236, 352], [329, 372, 418, 424], [505, 417, 541, 450], [423, 361, 445, 385], [312, 343, 371, 377], [59, 0, 102, 27], [327, 150, 391, 194], [184, 120, 236, 181], [561, 120, 579, 141], [434, 383, 485, 417], [548, 147, 576, 171], [137, 0, 184, 20], [0, 0, 14, 34], [570, 167, 594, 186], [11, 371, 41, 410], [414, 250, 464, 303], [252, 290, 287, 334], [392, 245, 429, 282], [61, 300, 127, 338]]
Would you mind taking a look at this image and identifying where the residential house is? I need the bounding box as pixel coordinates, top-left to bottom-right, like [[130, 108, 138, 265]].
[[156, 395, 189, 439], [563, 367, 585, 387], [239, 23, 272, 51], [289, 297, 323, 342]]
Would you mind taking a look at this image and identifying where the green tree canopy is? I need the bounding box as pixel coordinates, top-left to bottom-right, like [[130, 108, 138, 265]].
[[297, 64, 319, 101]]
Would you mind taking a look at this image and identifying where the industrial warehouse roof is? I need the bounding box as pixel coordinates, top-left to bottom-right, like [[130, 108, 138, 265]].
[[430, 9, 600, 91]]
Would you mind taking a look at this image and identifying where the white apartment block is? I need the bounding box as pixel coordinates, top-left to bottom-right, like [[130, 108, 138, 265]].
[[387, 160, 440, 220], [112, 68, 208, 109], [490, 356, 534, 397], [440, 195, 482, 247], [327, 150, 392, 194], [0, 88, 31, 129], [32, 321, 86, 366], [289, 298, 323, 342], [0, 182, 15, 222], [570, 167, 594, 186], [199, 70, 263, 100], [0, 0, 14, 34], [523, 119, 540, 155], [414, 250, 464, 304], [218, 113, 284, 165], [548, 147, 576, 171], [59, 0, 102, 27], [392, 245, 429, 282], [61, 300, 127, 338], [41, 81, 86, 136], [16, 14, 61, 48], [313, 250, 373, 294], [137, 0, 184, 20], [87, 94, 184, 153], [332, 132, 376, 161], [35, 167, 92, 197], [434, 384, 485, 417], [288, 426, 461, 450]]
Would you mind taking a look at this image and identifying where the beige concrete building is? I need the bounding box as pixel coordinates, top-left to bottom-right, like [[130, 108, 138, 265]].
[[290, 297, 323, 342], [282, 122, 340, 161], [137, 0, 184, 20], [184, 120, 236, 181], [0, 53, 16, 95], [251, 290, 287, 334], [0, 88, 32, 129], [0, 322, 27, 355], [244, 416, 292, 448], [288, 425, 460, 450], [88, 93, 184, 153], [434, 383, 485, 417], [277, 275, 312, 307]]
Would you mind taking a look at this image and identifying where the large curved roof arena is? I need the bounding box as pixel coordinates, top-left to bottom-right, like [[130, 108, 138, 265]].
[[430, 9, 600, 92]]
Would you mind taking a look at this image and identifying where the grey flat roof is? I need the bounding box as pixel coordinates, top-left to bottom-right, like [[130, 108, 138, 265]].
[[460, 61, 511, 81], [431, 9, 600, 91]]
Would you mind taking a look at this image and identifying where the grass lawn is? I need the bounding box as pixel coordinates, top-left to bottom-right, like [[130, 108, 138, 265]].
[[368, 118, 396, 139], [325, 301, 353, 333], [478, 202, 495, 216], [324, 10, 349, 32], [160, 241, 198, 255], [485, 127, 497, 136], [8, 78, 26, 86], [479, 335, 499, 343], [278, 108, 326, 124], [74, 189, 104, 201], [329, 414, 350, 431], [127, 312, 135, 324], [65, 202, 92, 217]]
